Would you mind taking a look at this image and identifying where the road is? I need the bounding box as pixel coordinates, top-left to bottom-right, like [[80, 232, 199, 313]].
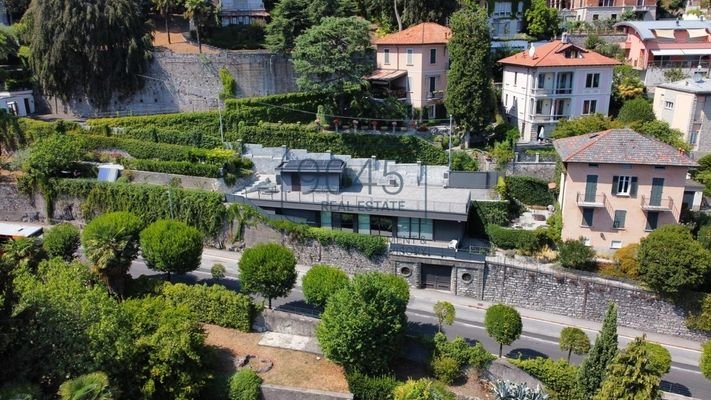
[[130, 251, 710, 399]]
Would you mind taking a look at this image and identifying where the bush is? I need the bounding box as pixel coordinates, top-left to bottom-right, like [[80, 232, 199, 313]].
[[302, 264, 350, 309], [470, 201, 511, 233], [558, 239, 595, 270], [617, 97, 655, 124], [431, 355, 460, 384], [486, 224, 547, 253], [612, 243, 639, 278], [80, 134, 235, 163], [228, 369, 262, 400], [701, 341, 711, 379], [268, 220, 388, 258], [42, 223, 80, 261], [642, 342, 671, 376], [504, 176, 555, 206], [450, 151, 479, 171], [161, 283, 257, 331], [510, 357, 584, 400], [433, 332, 495, 371], [111, 127, 223, 148], [687, 293, 711, 333], [120, 158, 222, 178], [393, 379, 455, 400], [346, 371, 398, 400], [239, 243, 297, 309], [139, 219, 204, 276], [211, 263, 226, 280], [698, 225, 711, 250]]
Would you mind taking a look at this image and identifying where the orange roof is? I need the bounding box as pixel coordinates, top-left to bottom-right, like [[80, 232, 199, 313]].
[[497, 40, 621, 67], [374, 22, 451, 45]]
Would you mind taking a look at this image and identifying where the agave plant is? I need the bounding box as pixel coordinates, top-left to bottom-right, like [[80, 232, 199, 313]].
[[58, 372, 113, 400], [491, 380, 549, 400]]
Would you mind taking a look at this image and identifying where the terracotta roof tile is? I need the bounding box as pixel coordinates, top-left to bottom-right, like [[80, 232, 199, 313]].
[[553, 129, 697, 167], [373, 22, 451, 45], [497, 40, 621, 68]]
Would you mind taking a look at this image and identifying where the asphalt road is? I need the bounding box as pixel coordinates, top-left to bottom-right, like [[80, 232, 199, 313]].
[[130, 253, 711, 399]]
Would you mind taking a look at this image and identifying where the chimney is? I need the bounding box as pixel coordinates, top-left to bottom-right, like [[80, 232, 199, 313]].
[[561, 32, 569, 44], [694, 65, 704, 83]]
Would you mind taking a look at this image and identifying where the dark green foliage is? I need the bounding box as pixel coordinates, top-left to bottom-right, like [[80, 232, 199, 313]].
[[81, 134, 236, 163], [238, 243, 297, 308], [504, 176, 555, 206], [22, 134, 84, 186], [317, 272, 409, 374], [433, 332, 495, 373], [26, 0, 152, 107], [0, 383, 43, 400], [701, 340, 711, 379], [265, 0, 312, 53], [119, 158, 222, 178], [219, 67, 237, 100], [206, 24, 265, 50], [0, 108, 24, 157], [302, 264, 349, 309], [617, 97, 655, 124], [525, 0, 560, 39], [268, 220, 388, 258], [446, 5, 494, 135], [638, 225, 711, 295], [687, 293, 711, 333], [450, 151, 479, 171], [56, 179, 227, 238], [469, 201, 511, 234], [641, 342, 671, 376], [431, 356, 460, 384], [558, 239, 595, 270], [551, 114, 617, 139], [595, 337, 662, 400], [225, 92, 324, 123], [345, 370, 397, 400], [393, 379, 455, 400], [211, 263, 227, 280], [139, 219, 204, 275], [42, 223, 80, 261], [228, 368, 262, 400], [486, 224, 547, 253], [509, 357, 584, 400], [559, 327, 590, 362], [88, 112, 226, 136], [484, 304, 522, 357], [578, 303, 618, 398], [110, 127, 223, 148]]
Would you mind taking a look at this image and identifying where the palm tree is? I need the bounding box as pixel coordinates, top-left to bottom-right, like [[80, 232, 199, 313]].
[[152, 0, 175, 44], [184, 0, 213, 53], [0, 108, 24, 158], [1, 238, 39, 266], [58, 372, 113, 400]]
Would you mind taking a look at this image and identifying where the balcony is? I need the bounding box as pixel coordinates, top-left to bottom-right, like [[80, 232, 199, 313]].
[[577, 192, 606, 208], [532, 114, 569, 122], [530, 87, 574, 96], [427, 90, 444, 100], [640, 195, 674, 212]]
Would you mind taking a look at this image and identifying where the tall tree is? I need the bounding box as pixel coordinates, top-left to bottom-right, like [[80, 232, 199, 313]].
[[525, 0, 560, 40], [265, 0, 312, 53], [26, 0, 152, 108], [139, 219, 204, 280], [238, 243, 297, 309], [594, 337, 662, 400], [307, 0, 358, 24], [292, 16, 374, 112], [153, 0, 176, 44], [401, 0, 459, 27], [445, 4, 494, 138], [0, 109, 24, 158], [578, 303, 619, 398], [184, 0, 216, 54], [433, 301, 456, 333]]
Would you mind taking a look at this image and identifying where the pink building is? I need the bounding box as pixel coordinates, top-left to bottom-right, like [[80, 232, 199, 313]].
[[614, 20, 711, 87], [550, 0, 656, 22], [554, 129, 699, 254], [368, 22, 451, 117]]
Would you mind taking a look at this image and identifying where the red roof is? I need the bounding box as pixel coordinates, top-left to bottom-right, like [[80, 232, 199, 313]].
[[497, 40, 621, 67], [374, 22, 451, 45]]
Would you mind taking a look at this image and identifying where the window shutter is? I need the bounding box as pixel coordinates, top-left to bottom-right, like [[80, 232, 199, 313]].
[[612, 176, 619, 194], [630, 177, 638, 197]]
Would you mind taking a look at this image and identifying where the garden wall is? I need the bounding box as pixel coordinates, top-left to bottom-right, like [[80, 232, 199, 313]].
[[506, 161, 557, 182], [261, 384, 353, 400], [46, 51, 297, 117]]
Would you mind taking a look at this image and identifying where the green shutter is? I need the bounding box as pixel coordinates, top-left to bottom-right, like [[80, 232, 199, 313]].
[[612, 176, 619, 194], [630, 177, 638, 197]]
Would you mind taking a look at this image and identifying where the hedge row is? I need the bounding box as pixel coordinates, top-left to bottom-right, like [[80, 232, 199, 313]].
[[268, 219, 388, 258], [54, 179, 226, 237], [345, 371, 398, 400], [505, 176, 556, 206], [161, 283, 258, 332], [79, 134, 236, 163], [119, 159, 222, 178], [225, 91, 324, 123], [87, 111, 228, 135], [110, 127, 223, 149], [486, 224, 549, 253], [509, 357, 584, 400]]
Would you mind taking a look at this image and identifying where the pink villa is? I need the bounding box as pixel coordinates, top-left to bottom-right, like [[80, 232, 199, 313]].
[[368, 22, 451, 118], [554, 129, 701, 254], [614, 20, 711, 87]]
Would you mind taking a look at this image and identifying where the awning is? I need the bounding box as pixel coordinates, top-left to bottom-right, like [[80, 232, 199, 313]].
[[680, 48, 711, 56], [688, 28, 709, 38], [364, 69, 407, 82], [653, 29, 677, 39], [651, 49, 685, 56]]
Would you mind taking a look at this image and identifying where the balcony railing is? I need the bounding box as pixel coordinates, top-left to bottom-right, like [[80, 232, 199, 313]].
[[531, 87, 573, 96], [640, 195, 674, 212], [427, 90, 444, 100], [577, 192, 606, 208], [532, 114, 569, 122]]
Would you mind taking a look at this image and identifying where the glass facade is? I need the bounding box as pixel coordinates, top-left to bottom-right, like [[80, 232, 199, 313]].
[[396, 217, 433, 240]]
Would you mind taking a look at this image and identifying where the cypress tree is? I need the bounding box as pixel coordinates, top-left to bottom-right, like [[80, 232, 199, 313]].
[[578, 303, 619, 398], [594, 337, 662, 400]]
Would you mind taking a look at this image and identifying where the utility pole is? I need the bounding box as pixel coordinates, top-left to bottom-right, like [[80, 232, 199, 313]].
[[217, 98, 225, 144], [448, 114, 453, 171]]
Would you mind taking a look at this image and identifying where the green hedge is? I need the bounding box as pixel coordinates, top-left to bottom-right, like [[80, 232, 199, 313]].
[[268, 219, 388, 258], [54, 179, 226, 237], [79, 134, 236, 163], [120, 158, 222, 178], [505, 176, 556, 206], [161, 283, 257, 332], [112, 127, 223, 148], [225, 91, 324, 123], [486, 224, 548, 252], [509, 357, 584, 400], [87, 111, 228, 135], [345, 371, 398, 400]]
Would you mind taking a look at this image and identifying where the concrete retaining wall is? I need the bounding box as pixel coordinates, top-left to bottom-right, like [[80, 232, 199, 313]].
[[506, 162, 557, 181], [261, 384, 352, 400], [256, 309, 319, 337]]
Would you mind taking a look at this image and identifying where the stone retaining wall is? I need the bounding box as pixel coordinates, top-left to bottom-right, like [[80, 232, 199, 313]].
[[261, 384, 353, 400], [255, 309, 319, 337]]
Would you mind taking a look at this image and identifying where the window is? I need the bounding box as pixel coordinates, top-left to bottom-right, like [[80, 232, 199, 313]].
[[556, 72, 573, 93], [461, 273, 473, 282], [616, 175, 631, 195], [399, 266, 412, 276], [358, 214, 370, 233], [690, 131, 699, 145], [581, 208, 595, 227], [406, 48, 413, 65], [396, 218, 433, 240], [592, 14, 599, 20], [664, 101, 674, 110], [321, 211, 332, 229], [383, 49, 390, 65], [505, 94, 509, 106], [613, 210, 627, 229], [588, 163, 599, 167], [370, 215, 393, 236], [430, 48, 437, 64], [535, 100, 545, 114], [610, 240, 623, 249], [611, 13, 617, 19], [332, 213, 356, 232], [646, 211, 659, 231], [514, 71, 518, 86], [537, 73, 546, 89], [585, 73, 600, 88], [429, 76, 436, 94], [583, 100, 597, 114]]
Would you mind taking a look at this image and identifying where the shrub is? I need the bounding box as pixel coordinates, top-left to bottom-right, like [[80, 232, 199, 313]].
[[510, 357, 584, 400], [346, 370, 398, 400], [612, 243, 639, 278], [558, 239, 595, 270], [120, 158, 222, 178], [433, 301, 455, 332], [393, 379, 455, 400], [433, 332, 495, 370], [42, 223, 80, 261], [701, 341, 711, 379], [470, 201, 511, 233], [431, 355, 460, 384], [239, 243, 297, 309], [641, 342, 671, 376], [302, 264, 350, 309], [211, 263, 227, 280], [161, 283, 257, 331], [490, 380, 549, 400], [228, 369, 262, 400], [504, 176, 555, 206], [0, 383, 43, 400], [80, 134, 235, 163], [268, 220, 388, 258], [486, 224, 547, 253], [139, 219, 204, 276], [698, 225, 711, 250], [687, 293, 711, 333], [617, 97, 655, 124], [113, 127, 222, 148]]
